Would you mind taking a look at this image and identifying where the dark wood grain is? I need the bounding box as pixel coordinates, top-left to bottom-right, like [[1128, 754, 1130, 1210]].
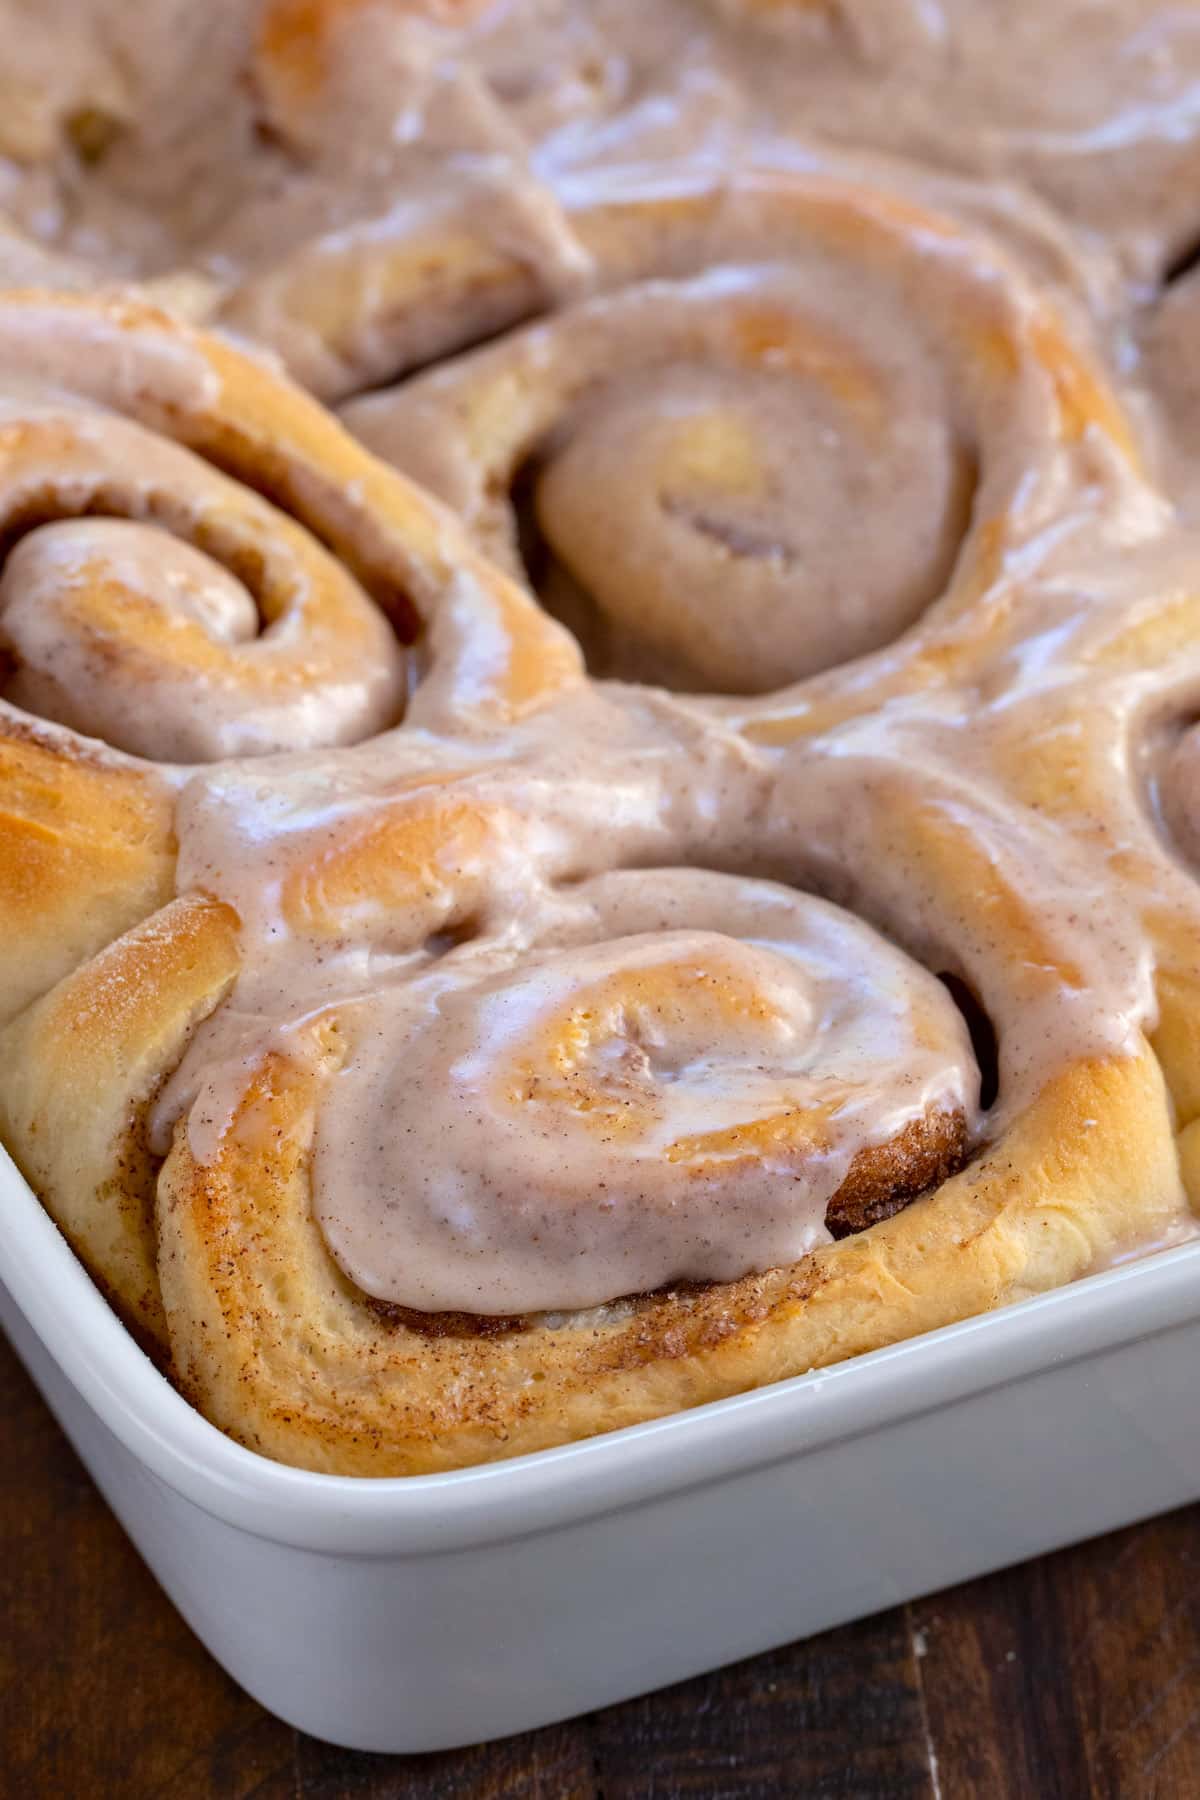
[[3, 1329, 1199, 1800]]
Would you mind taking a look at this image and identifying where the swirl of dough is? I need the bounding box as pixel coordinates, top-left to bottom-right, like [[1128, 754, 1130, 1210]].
[[0, 291, 581, 760], [836, 533, 1200, 1231], [214, 169, 590, 406], [306, 868, 977, 1313], [346, 168, 1137, 694], [0, 456, 405, 763]]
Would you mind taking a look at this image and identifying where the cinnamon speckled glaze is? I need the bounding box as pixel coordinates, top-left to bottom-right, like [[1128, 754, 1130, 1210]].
[[1, 1, 1200, 1472]]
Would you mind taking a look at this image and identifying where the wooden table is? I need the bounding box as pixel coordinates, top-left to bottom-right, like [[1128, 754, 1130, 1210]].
[[5, 1333, 1200, 1800]]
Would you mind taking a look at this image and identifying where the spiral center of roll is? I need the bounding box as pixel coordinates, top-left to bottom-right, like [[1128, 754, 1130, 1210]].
[[310, 871, 979, 1314], [347, 263, 990, 702], [2, 519, 262, 647], [533, 361, 973, 692], [498, 934, 812, 1133], [0, 399, 409, 762]]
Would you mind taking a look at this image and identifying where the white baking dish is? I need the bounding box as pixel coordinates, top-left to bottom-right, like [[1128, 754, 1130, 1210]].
[[3, 1141, 1199, 1754]]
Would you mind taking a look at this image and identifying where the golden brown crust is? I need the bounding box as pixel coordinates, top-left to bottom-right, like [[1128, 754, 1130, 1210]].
[[0, 896, 240, 1347], [156, 1034, 1182, 1474], [0, 712, 175, 1023]]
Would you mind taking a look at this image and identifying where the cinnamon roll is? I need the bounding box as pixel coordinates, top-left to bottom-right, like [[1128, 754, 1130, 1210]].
[[345, 165, 1134, 694], [0, 291, 580, 752], [152, 826, 1178, 1470]]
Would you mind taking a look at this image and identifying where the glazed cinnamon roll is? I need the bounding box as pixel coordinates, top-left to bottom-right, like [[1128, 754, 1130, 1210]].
[[201, 868, 979, 1319], [0, 291, 580, 750], [345, 165, 1135, 694], [150, 821, 1181, 1472]]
